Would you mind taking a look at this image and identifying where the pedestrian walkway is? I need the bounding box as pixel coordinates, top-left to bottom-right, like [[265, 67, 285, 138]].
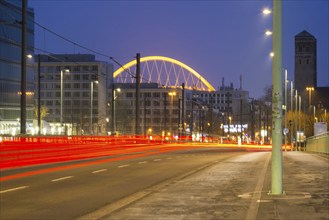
[[84, 152, 329, 220]]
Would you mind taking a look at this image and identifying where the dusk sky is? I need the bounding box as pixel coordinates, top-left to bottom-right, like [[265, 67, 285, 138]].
[[29, 0, 329, 98]]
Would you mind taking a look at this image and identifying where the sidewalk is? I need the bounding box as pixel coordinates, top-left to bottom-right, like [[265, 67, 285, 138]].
[[88, 152, 329, 220]]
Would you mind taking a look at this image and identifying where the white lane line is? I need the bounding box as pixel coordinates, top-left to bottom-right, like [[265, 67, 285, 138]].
[[138, 161, 148, 164], [166, 157, 173, 160], [118, 164, 130, 168], [0, 186, 29, 194], [245, 153, 271, 220], [92, 169, 107, 174], [51, 176, 74, 182], [153, 159, 162, 162]]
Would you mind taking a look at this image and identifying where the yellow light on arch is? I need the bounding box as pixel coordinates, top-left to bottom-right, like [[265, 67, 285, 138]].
[[113, 56, 216, 91]]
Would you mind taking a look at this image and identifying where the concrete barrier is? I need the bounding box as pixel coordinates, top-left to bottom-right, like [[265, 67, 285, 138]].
[[306, 132, 329, 153]]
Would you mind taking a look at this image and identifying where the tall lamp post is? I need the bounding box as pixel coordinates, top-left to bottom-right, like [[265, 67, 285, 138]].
[[284, 69, 288, 151], [270, 0, 283, 195], [306, 87, 314, 111], [228, 116, 232, 139], [168, 92, 176, 135], [60, 68, 70, 134], [111, 87, 121, 134], [90, 80, 98, 135], [295, 90, 298, 150], [290, 81, 294, 148], [20, 0, 27, 135], [37, 54, 41, 135]]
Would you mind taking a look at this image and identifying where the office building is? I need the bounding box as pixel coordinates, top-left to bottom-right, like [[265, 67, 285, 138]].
[[36, 54, 112, 135], [0, 0, 35, 135]]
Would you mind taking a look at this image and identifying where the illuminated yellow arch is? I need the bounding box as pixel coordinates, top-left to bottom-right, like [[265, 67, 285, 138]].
[[113, 56, 215, 91]]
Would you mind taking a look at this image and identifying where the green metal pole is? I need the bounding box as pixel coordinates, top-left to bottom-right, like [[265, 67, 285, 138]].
[[271, 0, 283, 195], [290, 81, 293, 149], [284, 70, 287, 151]]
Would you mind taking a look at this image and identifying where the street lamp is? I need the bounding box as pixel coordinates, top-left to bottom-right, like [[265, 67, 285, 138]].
[[262, 8, 272, 15], [271, 0, 283, 195], [306, 87, 314, 107], [90, 80, 99, 135], [60, 68, 70, 133], [112, 87, 121, 135], [168, 91, 176, 135], [313, 105, 317, 123], [265, 30, 273, 36], [284, 69, 288, 151], [295, 89, 298, 150], [290, 81, 294, 147], [228, 116, 232, 139]]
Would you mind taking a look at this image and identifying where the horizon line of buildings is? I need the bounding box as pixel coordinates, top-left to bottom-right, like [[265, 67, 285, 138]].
[[1, 1, 328, 140]]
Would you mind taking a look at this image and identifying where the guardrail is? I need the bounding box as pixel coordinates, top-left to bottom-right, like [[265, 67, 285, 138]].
[[306, 132, 329, 154]]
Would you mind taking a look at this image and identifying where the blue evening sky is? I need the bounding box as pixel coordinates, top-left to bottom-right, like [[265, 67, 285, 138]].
[[29, 0, 328, 98]]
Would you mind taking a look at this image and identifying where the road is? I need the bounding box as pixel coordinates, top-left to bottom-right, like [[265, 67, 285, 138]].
[[1, 144, 262, 220]]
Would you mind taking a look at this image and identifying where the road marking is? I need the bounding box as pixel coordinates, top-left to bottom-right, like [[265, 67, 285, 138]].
[[245, 153, 271, 220], [138, 161, 147, 164], [51, 176, 73, 182], [77, 158, 220, 220], [153, 159, 161, 162], [118, 164, 130, 168], [166, 157, 172, 160], [0, 186, 29, 194], [257, 199, 273, 203], [92, 169, 107, 174]]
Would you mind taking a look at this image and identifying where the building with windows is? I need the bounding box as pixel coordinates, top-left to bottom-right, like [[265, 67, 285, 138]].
[[294, 30, 329, 110], [294, 30, 317, 96], [36, 54, 113, 135], [0, 0, 35, 135], [112, 81, 250, 141]]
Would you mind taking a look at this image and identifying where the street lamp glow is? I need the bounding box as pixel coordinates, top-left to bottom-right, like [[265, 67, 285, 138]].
[[306, 87, 315, 106], [263, 8, 272, 15], [265, 30, 273, 36], [270, 52, 274, 57]]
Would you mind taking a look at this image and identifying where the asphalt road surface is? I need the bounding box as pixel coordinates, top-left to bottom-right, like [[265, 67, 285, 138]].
[[1, 144, 254, 220]]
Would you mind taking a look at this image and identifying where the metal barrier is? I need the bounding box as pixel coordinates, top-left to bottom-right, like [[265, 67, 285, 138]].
[[306, 132, 329, 154]]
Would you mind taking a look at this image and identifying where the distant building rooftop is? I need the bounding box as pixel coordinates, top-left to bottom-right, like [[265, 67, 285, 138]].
[[295, 30, 316, 38]]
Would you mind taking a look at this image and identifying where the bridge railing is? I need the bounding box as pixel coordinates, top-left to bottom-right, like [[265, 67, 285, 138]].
[[306, 132, 329, 154]]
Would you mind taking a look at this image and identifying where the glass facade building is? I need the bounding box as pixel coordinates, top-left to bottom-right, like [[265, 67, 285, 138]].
[[0, 0, 35, 134]]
